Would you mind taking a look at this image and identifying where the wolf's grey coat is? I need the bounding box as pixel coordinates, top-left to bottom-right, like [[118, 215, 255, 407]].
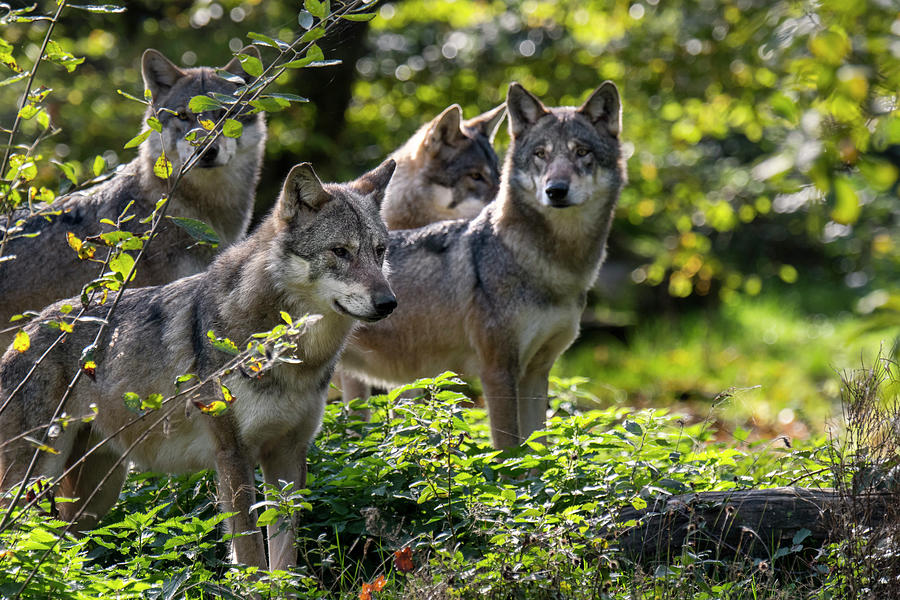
[[0, 48, 266, 344], [342, 82, 625, 449], [0, 160, 396, 570]]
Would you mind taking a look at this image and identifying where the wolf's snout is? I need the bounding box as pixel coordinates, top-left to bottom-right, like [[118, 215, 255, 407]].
[[199, 145, 219, 167], [372, 291, 398, 318], [544, 180, 569, 203]]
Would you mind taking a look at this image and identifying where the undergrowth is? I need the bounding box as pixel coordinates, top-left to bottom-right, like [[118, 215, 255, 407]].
[[1, 367, 898, 599]]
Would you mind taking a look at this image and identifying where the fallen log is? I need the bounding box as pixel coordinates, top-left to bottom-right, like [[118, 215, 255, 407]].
[[614, 486, 896, 561]]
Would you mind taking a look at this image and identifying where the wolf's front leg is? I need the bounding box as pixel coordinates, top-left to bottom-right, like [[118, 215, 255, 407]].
[[211, 416, 267, 568], [517, 366, 552, 444], [480, 366, 521, 449], [260, 441, 306, 571]]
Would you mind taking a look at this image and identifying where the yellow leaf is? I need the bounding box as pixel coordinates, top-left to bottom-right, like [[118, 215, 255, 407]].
[[13, 330, 29, 353], [59, 322, 73, 334], [153, 152, 173, 179]]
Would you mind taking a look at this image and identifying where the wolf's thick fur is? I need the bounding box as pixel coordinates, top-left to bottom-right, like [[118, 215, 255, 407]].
[[381, 103, 505, 230], [340, 103, 505, 404], [0, 160, 396, 570], [341, 82, 625, 449], [0, 48, 267, 344]]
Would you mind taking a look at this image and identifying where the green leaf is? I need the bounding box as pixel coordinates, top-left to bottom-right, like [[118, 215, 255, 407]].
[[238, 54, 264, 78], [304, 0, 326, 20], [307, 59, 342, 68], [247, 32, 288, 50], [18, 104, 39, 120], [52, 160, 77, 184], [167, 216, 220, 246], [188, 95, 224, 114], [249, 96, 291, 113], [341, 12, 376, 21], [300, 26, 326, 43], [207, 331, 239, 356], [146, 117, 162, 133], [92, 155, 106, 177], [142, 393, 163, 411], [117, 88, 149, 104], [223, 118, 243, 138], [264, 92, 309, 103], [109, 252, 135, 282], [123, 392, 141, 413], [624, 420, 644, 436], [256, 508, 279, 527], [153, 152, 172, 179], [831, 176, 860, 225], [0, 71, 30, 87], [306, 44, 324, 62], [68, 4, 127, 13], [124, 128, 152, 149]]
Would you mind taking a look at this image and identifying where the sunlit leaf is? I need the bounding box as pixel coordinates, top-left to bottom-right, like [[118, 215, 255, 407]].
[[13, 330, 29, 353]]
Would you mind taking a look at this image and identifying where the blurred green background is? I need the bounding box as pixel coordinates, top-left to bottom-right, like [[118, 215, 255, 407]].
[[2, 0, 898, 436]]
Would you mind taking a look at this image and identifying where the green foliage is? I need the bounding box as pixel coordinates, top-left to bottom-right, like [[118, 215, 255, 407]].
[[0, 376, 841, 598]]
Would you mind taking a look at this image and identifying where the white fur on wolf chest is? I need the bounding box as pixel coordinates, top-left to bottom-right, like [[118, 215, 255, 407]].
[[512, 302, 581, 373], [227, 368, 326, 450]]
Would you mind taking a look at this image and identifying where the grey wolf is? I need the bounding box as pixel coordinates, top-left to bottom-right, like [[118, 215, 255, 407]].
[[340, 102, 505, 405], [341, 82, 625, 449], [381, 102, 505, 230], [0, 159, 396, 570], [0, 47, 267, 345]]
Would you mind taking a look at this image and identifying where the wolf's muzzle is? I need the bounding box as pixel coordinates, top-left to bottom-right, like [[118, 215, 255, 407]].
[[544, 180, 570, 206], [372, 291, 398, 318]]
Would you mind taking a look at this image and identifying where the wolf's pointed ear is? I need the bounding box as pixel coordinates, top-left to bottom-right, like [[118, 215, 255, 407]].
[[506, 83, 549, 137], [463, 103, 507, 144], [278, 163, 331, 222], [142, 49, 186, 103], [350, 159, 396, 208], [577, 81, 622, 138], [425, 105, 465, 155], [223, 46, 262, 83]]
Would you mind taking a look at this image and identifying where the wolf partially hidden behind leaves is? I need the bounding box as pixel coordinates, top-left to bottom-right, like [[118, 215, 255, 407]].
[[0, 47, 267, 345], [0, 160, 397, 570], [341, 82, 626, 449]]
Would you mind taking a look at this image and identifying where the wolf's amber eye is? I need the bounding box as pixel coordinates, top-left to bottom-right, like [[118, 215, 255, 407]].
[[331, 247, 350, 259], [469, 172, 483, 181], [534, 148, 547, 160], [176, 110, 190, 122], [575, 147, 590, 157]]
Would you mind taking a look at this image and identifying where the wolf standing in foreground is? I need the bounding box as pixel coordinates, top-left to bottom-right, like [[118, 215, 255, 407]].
[[0, 160, 397, 570], [341, 82, 625, 449], [0, 47, 267, 345], [380, 102, 506, 230]]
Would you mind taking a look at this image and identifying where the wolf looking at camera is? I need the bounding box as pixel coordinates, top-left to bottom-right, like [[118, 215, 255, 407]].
[[0, 47, 267, 345], [0, 160, 396, 571], [341, 82, 626, 449]]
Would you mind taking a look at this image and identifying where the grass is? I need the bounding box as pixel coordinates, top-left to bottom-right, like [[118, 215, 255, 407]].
[[559, 290, 899, 437]]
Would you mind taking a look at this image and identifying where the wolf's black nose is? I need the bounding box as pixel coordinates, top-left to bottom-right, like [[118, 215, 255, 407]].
[[545, 181, 569, 202], [373, 292, 397, 317], [202, 145, 219, 163]]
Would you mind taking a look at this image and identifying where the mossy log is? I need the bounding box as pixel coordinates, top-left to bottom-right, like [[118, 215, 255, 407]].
[[614, 486, 894, 561]]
